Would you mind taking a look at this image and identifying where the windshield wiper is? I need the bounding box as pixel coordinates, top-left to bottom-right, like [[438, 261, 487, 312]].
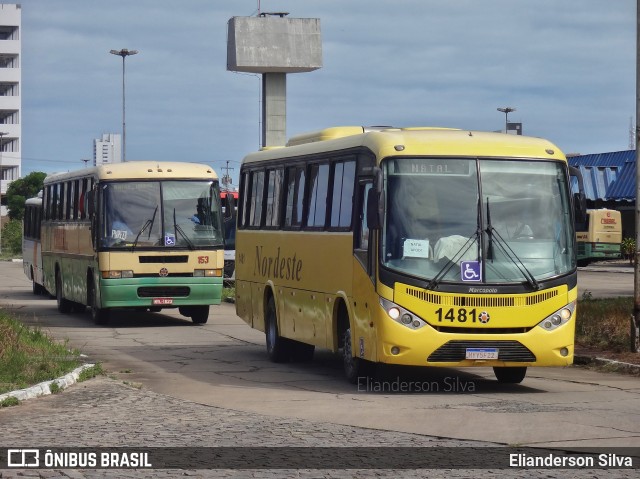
[[485, 198, 539, 290], [427, 198, 483, 290], [173, 208, 195, 250], [131, 206, 158, 251]]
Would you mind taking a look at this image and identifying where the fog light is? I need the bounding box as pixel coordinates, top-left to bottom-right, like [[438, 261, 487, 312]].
[[412, 320, 421, 328], [401, 313, 412, 324], [391, 346, 400, 355], [560, 347, 569, 357], [544, 321, 552, 329]]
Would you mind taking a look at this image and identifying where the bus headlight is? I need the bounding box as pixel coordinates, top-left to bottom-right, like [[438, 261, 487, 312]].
[[379, 297, 427, 330], [194, 269, 222, 277], [538, 301, 576, 331], [102, 270, 133, 279]]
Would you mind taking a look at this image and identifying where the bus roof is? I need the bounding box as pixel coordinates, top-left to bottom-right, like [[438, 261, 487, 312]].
[[241, 126, 566, 165], [43, 161, 218, 184]]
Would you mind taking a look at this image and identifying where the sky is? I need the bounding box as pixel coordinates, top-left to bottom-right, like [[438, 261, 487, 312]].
[[14, 0, 637, 185]]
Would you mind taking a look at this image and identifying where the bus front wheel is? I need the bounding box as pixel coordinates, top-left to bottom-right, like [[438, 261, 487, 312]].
[[89, 281, 110, 326], [265, 297, 291, 362], [342, 328, 373, 384], [190, 306, 209, 324], [493, 366, 527, 384]]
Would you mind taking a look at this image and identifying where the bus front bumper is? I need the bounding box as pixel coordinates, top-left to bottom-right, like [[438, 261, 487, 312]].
[[99, 276, 223, 308], [375, 317, 575, 368]]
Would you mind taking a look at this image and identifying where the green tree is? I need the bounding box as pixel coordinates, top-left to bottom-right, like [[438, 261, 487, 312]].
[[5, 171, 46, 220], [1, 219, 22, 255]]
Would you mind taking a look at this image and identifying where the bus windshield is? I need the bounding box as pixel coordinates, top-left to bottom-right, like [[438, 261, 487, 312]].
[[101, 180, 224, 249], [382, 158, 575, 285]]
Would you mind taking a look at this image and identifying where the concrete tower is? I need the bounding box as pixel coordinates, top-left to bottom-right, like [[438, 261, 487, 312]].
[[227, 13, 322, 147]]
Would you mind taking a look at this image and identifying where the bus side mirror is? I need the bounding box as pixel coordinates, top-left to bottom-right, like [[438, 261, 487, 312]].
[[366, 168, 384, 230], [569, 166, 587, 225]]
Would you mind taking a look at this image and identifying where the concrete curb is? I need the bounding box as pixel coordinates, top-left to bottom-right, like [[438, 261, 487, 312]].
[[574, 355, 640, 374], [0, 363, 96, 403]]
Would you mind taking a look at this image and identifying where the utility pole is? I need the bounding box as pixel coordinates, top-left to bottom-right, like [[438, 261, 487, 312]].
[[222, 160, 234, 191], [633, 0, 640, 353], [497, 107, 516, 133], [110, 48, 138, 162]]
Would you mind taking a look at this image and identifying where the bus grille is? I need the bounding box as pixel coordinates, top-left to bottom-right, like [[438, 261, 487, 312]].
[[427, 340, 536, 362], [139, 255, 189, 263], [434, 326, 532, 334], [137, 286, 190, 298], [405, 287, 558, 307]]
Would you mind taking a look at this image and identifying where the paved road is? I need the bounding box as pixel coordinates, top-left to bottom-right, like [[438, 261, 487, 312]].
[[578, 263, 633, 298], [1, 261, 639, 477]]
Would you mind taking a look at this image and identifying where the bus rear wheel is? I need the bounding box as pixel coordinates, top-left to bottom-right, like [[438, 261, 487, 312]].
[[493, 366, 527, 384], [265, 297, 291, 362], [55, 270, 73, 314]]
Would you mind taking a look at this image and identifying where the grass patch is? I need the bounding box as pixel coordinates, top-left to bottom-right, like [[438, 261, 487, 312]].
[[577, 296, 633, 352], [0, 396, 19, 408], [0, 309, 83, 394], [222, 286, 235, 303], [78, 364, 103, 382]]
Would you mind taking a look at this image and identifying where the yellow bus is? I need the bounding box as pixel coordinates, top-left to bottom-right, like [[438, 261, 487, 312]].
[[235, 127, 583, 383], [41, 161, 225, 325], [23, 193, 46, 295], [576, 209, 622, 266]]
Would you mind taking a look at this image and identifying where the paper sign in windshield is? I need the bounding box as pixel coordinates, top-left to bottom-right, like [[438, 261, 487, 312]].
[[403, 239, 430, 259]]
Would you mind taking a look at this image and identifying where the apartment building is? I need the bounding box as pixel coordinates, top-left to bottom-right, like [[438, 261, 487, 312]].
[[93, 133, 122, 166], [0, 3, 21, 216]]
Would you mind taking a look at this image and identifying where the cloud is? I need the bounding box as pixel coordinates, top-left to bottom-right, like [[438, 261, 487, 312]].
[[17, 0, 636, 177]]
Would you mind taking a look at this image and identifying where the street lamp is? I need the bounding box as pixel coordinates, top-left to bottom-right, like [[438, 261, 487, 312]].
[[110, 48, 138, 162], [0, 131, 9, 254], [497, 107, 516, 134]]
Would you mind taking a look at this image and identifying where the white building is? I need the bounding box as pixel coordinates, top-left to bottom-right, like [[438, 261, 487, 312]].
[[93, 133, 122, 166], [0, 3, 21, 216]]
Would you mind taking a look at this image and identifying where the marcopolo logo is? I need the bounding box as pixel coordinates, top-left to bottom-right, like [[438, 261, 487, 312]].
[[468, 287, 498, 294]]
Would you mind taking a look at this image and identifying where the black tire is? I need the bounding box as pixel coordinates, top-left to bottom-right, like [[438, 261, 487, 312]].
[[55, 270, 72, 314], [190, 305, 209, 324], [342, 327, 373, 384], [265, 297, 291, 362], [89, 280, 110, 325], [31, 268, 42, 295], [71, 303, 86, 313], [290, 340, 315, 362], [493, 366, 527, 384]]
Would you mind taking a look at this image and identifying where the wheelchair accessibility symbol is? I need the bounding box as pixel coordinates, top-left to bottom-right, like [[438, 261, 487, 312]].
[[461, 261, 482, 282]]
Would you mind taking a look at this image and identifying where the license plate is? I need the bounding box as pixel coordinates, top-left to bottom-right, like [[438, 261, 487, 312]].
[[153, 298, 173, 305], [465, 348, 499, 360]]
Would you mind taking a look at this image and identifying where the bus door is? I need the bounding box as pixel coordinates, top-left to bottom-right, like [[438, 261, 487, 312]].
[[351, 174, 379, 363]]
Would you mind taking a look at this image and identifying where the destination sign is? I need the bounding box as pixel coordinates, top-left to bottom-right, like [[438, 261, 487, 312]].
[[389, 159, 472, 176]]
